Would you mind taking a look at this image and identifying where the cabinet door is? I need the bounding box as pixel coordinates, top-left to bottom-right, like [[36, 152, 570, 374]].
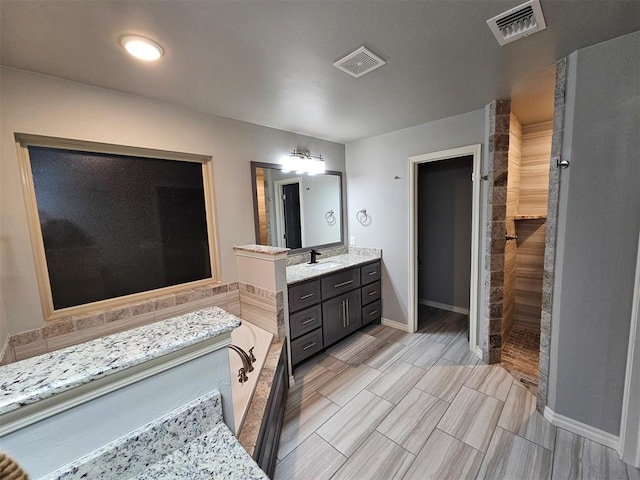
[[322, 289, 361, 347]]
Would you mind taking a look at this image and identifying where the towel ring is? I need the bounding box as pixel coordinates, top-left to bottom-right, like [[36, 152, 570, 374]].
[[356, 209, 370, 225], [325, 210, 336, 225]]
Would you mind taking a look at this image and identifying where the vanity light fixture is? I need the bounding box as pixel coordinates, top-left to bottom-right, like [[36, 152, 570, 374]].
[[119, 35, 164, 61], [281, 149, 325, 176]]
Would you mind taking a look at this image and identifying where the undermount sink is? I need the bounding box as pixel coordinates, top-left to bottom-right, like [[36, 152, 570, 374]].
[[305, 261, 342, 271]]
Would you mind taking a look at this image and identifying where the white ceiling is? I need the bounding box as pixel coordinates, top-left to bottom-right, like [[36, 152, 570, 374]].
[[1, 1, 639, 144]]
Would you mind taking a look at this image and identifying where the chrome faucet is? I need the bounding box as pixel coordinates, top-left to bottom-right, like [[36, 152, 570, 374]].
[[309, 249, 322, 264], [228, 344, 256, 384]]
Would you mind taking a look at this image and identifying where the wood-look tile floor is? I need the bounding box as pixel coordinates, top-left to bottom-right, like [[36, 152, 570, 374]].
[[502, 324, 541, 396], [274, 307, 640, 480]]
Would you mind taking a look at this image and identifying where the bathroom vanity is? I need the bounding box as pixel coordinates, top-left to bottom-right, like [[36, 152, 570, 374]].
[[286, 251, 382, 366]]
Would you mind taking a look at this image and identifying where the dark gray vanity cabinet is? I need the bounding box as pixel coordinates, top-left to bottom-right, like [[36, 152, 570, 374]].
[[322, 289, 362, 346], [288, 260, 381, 366], [361, 262, 382, 326], [289, 280, 325, 365]]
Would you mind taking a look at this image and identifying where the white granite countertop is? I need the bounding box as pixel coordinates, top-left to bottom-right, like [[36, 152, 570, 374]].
[[44, 390, 267, 480], [287, 249, 381, 285], [131, 423, 267, 480], [0, 307, 240, 415], [233, 244, 289, 255]]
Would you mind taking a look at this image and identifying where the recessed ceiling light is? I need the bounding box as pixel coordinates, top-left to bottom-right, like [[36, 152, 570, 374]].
[[119, 35, 164, 61]]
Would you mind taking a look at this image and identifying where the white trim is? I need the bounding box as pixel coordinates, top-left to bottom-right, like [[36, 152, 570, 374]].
[[619, 228, 640, 466], [544, 406, 620, 451], [0, 334, 231, 437], [408, 144, 482, 364], [419, 299, 470, 315], [381, 317, 412, 333]]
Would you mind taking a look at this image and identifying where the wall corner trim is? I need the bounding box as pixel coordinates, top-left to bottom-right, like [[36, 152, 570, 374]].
[[543, 406, 620, 452], [381, 317, 412, 333]]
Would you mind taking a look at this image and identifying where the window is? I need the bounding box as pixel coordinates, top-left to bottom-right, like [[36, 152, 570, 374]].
[[16, 135, 220, 321]]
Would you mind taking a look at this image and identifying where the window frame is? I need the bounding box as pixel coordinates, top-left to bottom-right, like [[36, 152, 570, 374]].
[[15, 133, 221, 322]]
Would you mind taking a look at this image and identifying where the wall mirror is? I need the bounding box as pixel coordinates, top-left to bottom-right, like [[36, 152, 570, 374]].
[[251, 161, 344, 252]]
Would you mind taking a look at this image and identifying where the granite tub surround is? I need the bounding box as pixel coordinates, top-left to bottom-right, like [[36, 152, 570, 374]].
[[0, 281, 241, 365], [131, 423, 267, 480], [44, 391, 267, 480], [287, 248, 382, 285], [0, 307, 240, 415], [238, 337, 286, 456]]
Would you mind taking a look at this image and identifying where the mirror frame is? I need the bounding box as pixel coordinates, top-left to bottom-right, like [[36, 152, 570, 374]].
[[250, 161, 345, 254]]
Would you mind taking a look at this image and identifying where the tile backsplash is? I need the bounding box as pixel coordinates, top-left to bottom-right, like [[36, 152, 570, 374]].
[[285, 245, 381, 267]]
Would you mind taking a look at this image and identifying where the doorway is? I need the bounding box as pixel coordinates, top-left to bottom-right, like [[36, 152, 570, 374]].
[[408, 144, 482, 356], [486, 107, 553, 397], [274, 178, 304, 249]]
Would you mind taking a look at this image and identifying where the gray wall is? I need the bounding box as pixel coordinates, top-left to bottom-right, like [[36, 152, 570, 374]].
[[0, 68, 345, 344], [418, 156, 473, 310], [346, 109, 486, 326], [548, 31, 640, 435]]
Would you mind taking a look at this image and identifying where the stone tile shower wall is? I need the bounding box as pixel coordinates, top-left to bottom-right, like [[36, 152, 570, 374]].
[[503, 114, 522, 343], [483, 99, 511, 364], [537, 58, 567, 412]]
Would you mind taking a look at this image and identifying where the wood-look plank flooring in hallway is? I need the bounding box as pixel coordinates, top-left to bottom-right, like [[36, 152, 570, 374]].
[[274, 306, 639, 480]]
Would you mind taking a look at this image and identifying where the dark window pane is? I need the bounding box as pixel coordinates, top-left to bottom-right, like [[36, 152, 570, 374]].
[[29, 146, 211, 310]]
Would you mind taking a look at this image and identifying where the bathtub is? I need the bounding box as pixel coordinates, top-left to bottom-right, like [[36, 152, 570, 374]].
[[228, 321, 274, 435]]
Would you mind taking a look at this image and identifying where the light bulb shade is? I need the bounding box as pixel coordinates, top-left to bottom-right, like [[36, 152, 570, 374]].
[[281, 155, 294, 173], [280, 150, 325, 176], [120, 35, 164, 61], [308, 159, 325, 175]]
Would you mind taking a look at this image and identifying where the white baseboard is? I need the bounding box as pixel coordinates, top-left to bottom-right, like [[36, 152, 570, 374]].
[[381, 317, 412, 333], [419, 299, 469, 315], [474, 346, 483, 359], [544, 406, 620, 451]]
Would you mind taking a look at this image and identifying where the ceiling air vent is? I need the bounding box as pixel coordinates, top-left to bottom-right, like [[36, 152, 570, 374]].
[[487, 0, 547, 46], [333, 46, 386, 78]]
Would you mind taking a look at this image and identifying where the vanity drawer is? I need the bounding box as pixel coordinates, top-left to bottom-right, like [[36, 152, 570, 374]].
[[362, 299, 382, 326], [361, 261, 381, 285], [321, 268, 361, 300], [291, 328, 323, 365], [289, 280, 321, 312], [361, 280, 381, 306], [290, 304, 322, 339]]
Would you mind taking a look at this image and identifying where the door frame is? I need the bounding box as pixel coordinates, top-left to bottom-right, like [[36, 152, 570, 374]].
[[274, 177, 305, 248], [619, 227, 640, 466], [408, 144, 482, 357]]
